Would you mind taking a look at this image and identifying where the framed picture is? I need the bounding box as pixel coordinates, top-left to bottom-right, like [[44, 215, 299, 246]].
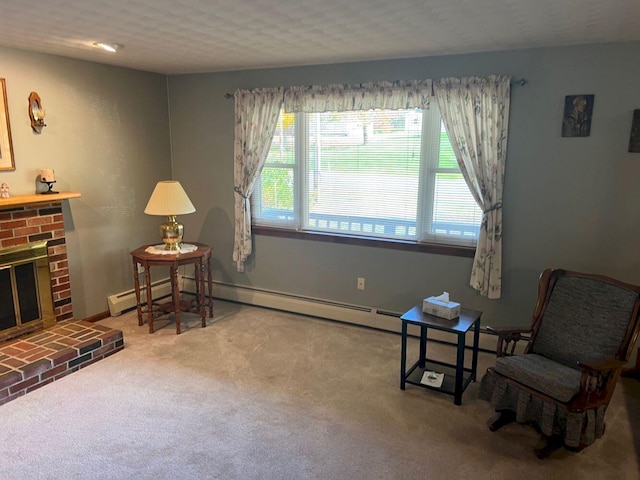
[[561, 94, 594, 138], [629, 109, 640, 153], [0, 78, 15, 171]]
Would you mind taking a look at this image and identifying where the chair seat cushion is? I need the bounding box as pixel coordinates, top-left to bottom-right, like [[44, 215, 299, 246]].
[[493, 353, 582, 403]]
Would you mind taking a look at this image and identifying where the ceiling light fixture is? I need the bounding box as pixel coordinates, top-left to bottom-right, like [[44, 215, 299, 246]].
[[94, 42, 124, 53]]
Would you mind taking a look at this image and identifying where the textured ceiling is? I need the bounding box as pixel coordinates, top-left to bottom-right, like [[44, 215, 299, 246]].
[[0, 0, 639, 75]]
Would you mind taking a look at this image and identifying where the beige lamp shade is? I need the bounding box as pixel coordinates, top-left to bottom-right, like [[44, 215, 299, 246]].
[[144, 181, 195, 216], [144, 181, 195, 250]]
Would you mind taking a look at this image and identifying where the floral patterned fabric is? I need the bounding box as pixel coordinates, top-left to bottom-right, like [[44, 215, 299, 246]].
[[284, 80, 432, 112], [233, 88, 283, 272], [233, 77, 511, 289], [434, 76, 511, 299]]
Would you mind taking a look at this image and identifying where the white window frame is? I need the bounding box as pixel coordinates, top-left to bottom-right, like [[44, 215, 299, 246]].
[[253, 106, 480, 248]]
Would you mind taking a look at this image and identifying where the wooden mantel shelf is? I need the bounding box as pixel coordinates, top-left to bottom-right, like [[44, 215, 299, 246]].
[[0, 191, 81, 209]]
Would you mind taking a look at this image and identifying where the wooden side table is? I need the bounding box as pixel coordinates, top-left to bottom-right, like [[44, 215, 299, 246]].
[[131, 242, 213, 334], [400, 305, 482, 405]]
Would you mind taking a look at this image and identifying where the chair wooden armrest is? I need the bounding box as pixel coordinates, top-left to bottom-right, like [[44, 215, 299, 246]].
[[574, 357, 626, 409], [487, 325, 532, 335], [577, 358, 624, 372], [486, 325, 532, 357]]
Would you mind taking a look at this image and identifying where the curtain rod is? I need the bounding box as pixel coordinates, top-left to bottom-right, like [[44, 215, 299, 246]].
[[223, 78, 527, 98]]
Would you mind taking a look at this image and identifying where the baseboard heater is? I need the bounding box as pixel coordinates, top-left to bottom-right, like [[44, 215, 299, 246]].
[[180, 275, 499, 352], [107, 277, 173, 316], [106, 276, 638, 366]]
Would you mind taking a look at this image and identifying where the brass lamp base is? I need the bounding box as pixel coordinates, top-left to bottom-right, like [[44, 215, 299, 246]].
[[159, 215, 184, 251]]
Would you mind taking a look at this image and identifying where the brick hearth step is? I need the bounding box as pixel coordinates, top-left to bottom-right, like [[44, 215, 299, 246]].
[[0, 321, 124, 406]]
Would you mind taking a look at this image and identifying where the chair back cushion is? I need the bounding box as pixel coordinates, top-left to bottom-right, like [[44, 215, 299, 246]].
[[531, 274, 638, 369]]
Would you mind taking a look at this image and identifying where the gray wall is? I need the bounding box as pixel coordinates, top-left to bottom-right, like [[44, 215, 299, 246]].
[[5, 40, 636, 326], [0, 46, 172, 319], [169, 41, 640, 327]]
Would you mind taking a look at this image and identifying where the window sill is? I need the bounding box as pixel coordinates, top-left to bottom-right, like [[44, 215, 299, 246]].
[[252, 226, 476, 258]]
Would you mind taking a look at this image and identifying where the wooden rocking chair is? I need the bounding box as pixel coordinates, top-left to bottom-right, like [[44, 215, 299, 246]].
[[479, 268, 640, 458]]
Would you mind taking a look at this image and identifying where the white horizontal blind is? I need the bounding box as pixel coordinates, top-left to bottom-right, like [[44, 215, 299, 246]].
[[253, 108, 482, 246], [304, 110, 421, 239]]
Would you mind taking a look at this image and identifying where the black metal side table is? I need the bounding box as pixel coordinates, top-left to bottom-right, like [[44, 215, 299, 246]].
[[400, 305, 482, 405]]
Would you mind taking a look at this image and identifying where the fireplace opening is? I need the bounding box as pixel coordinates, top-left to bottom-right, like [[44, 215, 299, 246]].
[[0, 241, 55, 342]]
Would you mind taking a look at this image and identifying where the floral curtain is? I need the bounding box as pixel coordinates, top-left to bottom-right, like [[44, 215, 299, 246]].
[[284, 80, 432, 112], [433, 75, 511, 298], [233, 88, 283, 272]]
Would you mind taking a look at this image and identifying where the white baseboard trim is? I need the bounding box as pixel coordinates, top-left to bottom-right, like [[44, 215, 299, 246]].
[[181, 277, 499, 352], [107, 277, 172, 316]]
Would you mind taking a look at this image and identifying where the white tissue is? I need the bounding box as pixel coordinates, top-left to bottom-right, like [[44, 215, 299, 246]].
[[434, 292, 450, 303]]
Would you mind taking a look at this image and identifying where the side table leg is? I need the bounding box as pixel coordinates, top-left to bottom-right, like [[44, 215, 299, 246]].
[[198, 260, 206, 328], [400, 321, 408, 390], [132, 259, 143, 326], [454, 333, 465, 405], [471, 318, 481, 382], [145, 265, 154, 333], [171, 265, 181, 334], [419, 325, 427, 369], [207, 257, 213, 318], [194, 262, 201, 305]]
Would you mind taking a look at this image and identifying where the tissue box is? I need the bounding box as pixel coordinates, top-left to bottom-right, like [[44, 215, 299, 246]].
[[422, 296, 461, 319]]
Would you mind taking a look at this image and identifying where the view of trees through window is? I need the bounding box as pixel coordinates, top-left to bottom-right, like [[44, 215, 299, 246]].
[[254, 108, 481, 246]]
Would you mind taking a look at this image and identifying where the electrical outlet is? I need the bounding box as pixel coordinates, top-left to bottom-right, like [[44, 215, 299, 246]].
[[137, 263, 145, 274], [357, 277, 365, 290]]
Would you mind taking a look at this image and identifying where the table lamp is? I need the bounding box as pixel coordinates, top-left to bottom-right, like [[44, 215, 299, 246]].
[[144, 181, 196, 251]]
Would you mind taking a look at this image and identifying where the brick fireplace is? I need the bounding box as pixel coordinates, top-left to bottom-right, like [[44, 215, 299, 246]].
[[0, 202, 73, 321], [0, 201, 73, 329], [0, 194, 124, 406]]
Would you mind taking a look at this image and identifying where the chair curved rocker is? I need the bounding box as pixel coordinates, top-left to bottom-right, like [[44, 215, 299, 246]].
[[479, 268, 640, 458]]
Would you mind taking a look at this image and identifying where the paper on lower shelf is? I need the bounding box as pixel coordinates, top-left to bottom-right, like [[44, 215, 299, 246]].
[[420, 371, 444, 388]]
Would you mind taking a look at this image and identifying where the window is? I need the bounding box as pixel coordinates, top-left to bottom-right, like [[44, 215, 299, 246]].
[[252, 105, 482, 247]]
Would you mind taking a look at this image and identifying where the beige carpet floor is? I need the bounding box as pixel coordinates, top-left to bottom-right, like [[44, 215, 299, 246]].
[[0, 299, 638, 479]]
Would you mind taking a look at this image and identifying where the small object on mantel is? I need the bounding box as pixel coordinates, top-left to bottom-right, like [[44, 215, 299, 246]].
[[39, 169, 58, 194], [422, 292, 461, 319], [40, 169, 55, 182], [0, 183, 10, 198]]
